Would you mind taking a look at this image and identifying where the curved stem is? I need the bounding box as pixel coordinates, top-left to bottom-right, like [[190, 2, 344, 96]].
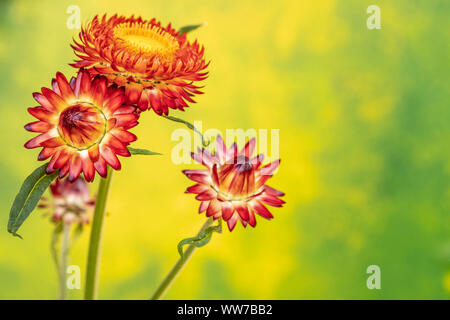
[[151, 218, 214, 300], [84, 168, 113, 300], [59, 223, 70, 300]]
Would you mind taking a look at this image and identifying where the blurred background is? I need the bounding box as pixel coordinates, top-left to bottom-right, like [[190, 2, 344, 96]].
[[0, 0, 449, 299]]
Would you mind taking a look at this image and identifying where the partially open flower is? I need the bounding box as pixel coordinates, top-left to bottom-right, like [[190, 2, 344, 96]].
[[25, 69, 139, 182], [71, 15, 209, 115], [183, 135, 285, 231], [39, 177, 95, 225]]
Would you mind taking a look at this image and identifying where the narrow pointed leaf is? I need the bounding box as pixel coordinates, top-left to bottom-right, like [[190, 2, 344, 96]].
[[128, 147, 162, 156], [162, 115, 210, 147], [8, 163, 58, 238], [179, 23, 204, 35]]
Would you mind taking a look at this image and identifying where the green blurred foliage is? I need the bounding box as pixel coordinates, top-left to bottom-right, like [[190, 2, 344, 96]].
[[0, 0, 449, 299]]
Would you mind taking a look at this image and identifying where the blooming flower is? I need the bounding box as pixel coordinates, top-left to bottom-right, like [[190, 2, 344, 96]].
[[71, 15, 209, 115], [25, 69, 139, 182], [183, 135, 285, 231], [39, 177, 95, 225]]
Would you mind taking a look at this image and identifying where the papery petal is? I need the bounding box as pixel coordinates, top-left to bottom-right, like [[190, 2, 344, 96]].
[[182, 170, 212, 184]]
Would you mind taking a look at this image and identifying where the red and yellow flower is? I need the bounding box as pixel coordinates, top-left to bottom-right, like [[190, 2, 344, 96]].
[[183, 135, 285, 231], [25, 69, 139, 182], [39, 177, 95, 225], [71, 15, 209, 115]]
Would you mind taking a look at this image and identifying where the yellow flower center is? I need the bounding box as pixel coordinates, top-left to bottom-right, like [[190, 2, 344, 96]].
[[113, 22, 179, 60], [215, 156, 257, 200], [58, 103, 106, 150]]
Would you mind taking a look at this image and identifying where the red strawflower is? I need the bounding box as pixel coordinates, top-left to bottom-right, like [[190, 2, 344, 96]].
[[25, 69, 139, 182], [183, 135, 285, 231], [39, 177, 95, 225], [71, 15, 208, 115]]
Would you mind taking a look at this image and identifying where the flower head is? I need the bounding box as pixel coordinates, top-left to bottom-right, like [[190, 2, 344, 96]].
[[39, 177, 95, 225], [25, 69, 139, 182], [183, 135, 285, 231], [71, 15, 209, 115]]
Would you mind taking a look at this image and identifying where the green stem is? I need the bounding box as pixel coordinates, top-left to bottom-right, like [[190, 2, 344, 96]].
[[151, 218, 214, 300], [59, 223, 70, 300], [84, 168, 113, 300]]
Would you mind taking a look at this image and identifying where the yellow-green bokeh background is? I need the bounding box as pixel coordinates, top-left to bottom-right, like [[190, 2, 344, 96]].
[[0, 0, 449, 299]]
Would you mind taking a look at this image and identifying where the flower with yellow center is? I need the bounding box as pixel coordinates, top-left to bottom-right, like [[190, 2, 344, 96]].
[[183, 135, 285, 231], [71, 15, 209, 115], [25, 69, 139, 182]]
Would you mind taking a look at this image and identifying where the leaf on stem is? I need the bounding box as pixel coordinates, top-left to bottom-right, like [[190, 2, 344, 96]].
[[128, 147, 162, 156], [7, 163, 58, 238], [177, 222, 222, 260], [162, 115, 210, 147], [179, 23, 205, 35]]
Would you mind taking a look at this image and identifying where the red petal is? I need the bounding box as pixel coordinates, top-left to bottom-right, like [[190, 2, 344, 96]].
[[222, 202, 234, 220], [104, 91, 125, 114], [94, 157, 107, 178], [215, 135, 226, 162], [59, 162, 70, 179], [251, 200, 274, 219], [206, 199, 221, 217], [41, 137, 64, 148], [54, 150, 72, 169], [68, 155, 82, 182], [24, 132, 55, 149], [82, 156, 95, 182], [77, 69, 92, 98], [264, 185, 285, 197], [33, 93, 55, 111], [24, 121, 52, 133], [125, 84, 141, 104], [186, 184, 209, 194], [182, 170, 212, 184], [28, 107, 54, 122], [199, 201, 209, 213], [114, 113, 139, 129], [100, 144, 121, 170], [241, 137, 256, 158], [55, 72, 76, 101], [92, 76, 108, 105], [41, 87, 67, 112], [38, 147, 55, 161], [227, 214, 238, 231], [260, 194, 285, 207], [88, 144, 100, 162], [212, 164, 220, 186], [259, 159, 280, 176], [110, 129, 137, 144], [195, 189, 217, 201], [234, 202, 250, 220], [106, 135, 130, 157]]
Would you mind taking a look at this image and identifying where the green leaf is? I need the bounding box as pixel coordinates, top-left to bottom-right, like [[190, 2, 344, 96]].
[[177, 223, 222, 260], [128, 147, 162, 156], [179, 23, 204, 35], [7, 163, 58, 238], [161, 115, 210, 147]]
